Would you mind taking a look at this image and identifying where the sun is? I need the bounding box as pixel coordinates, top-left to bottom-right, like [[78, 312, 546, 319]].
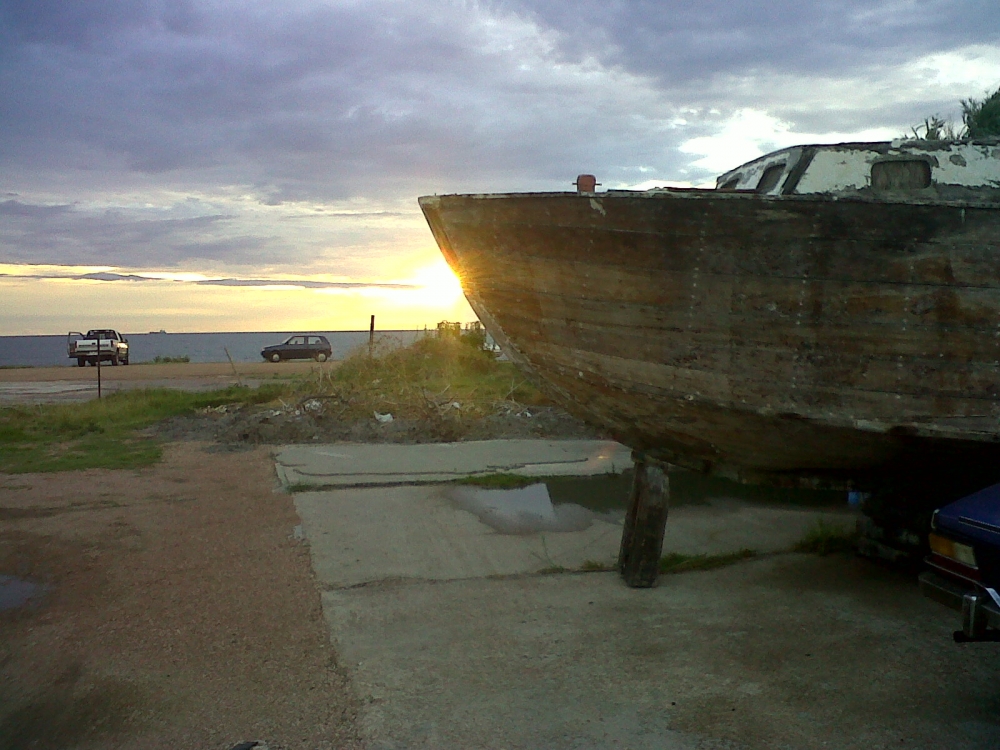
[[409, 259, 465, 305]]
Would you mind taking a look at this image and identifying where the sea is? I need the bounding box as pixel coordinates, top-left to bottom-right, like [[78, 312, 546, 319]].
[[0, 330, 426, 368]]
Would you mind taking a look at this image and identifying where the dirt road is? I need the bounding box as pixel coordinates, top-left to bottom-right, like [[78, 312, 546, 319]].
[[0, 362, 333, 404], [0, 443, 361, 750], [0, 361, 329, 383]]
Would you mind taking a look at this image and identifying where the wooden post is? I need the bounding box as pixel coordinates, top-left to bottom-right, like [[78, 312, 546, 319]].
[[224, 347, 242, 387], [618, 453, 670, 588], [369, 314, 375, 357]]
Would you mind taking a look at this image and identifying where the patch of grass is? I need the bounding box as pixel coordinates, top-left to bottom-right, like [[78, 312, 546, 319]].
[[537, 565, 568, 575], [0, 384, 289, 473], [580, 559, 612, 572], [792, 519, 857, 556], [284, 482, 319, 493], [453, 473, 535, 489], [659, 548, 757, 574], [289, 333, 548, 436], [149, 355, 191, 364]]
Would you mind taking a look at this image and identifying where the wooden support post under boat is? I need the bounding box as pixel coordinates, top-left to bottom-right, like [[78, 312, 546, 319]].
[[618, 453, 669, 588]]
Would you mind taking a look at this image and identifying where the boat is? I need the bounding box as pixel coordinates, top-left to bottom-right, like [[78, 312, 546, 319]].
[[419, 139, 1000, 487]]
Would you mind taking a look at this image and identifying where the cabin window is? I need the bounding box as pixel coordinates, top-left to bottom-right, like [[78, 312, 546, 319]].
[[755, 164, 785, 194], [871, 160, 931, 190], [718, 177, 740, 191]]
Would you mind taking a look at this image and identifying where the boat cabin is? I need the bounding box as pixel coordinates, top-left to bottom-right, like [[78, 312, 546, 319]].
[[711, 139, 1000, 201]]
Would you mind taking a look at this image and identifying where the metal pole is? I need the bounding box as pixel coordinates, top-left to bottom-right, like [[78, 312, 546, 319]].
[[96, 336, 102, 399], [369, 314, 375, 357]]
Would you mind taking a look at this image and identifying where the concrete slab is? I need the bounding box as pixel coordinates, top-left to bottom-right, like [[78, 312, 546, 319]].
[[286, 439, 990, 749], [295, 483, 851, 588], [275, 439, 632, 487], [295, 485, 622, 587], [322, 558, 1000, 750]]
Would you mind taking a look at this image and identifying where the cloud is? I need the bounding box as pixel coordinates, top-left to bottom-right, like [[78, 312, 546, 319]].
[[1, 0, 998, 280], [502, 1, 1000, 83], [0, 193, 437, 274], [0, 199, 72, 217], [195, 277, 414, 289], [0, 268, 416, 290], [677, 109, 898, 176]]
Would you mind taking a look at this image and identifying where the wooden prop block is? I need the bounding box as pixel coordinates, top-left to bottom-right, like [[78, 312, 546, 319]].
[[618, 454, 670, 588]]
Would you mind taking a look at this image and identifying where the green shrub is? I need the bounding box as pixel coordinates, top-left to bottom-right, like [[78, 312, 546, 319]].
[[150, 355, 191, 364], [962, 86, 1000, 137]]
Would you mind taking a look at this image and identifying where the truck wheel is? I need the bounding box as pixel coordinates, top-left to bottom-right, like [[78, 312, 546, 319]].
[[315, 352, 328, 362], [77, 358, 86, 367], [122, 356, 129, 365], [111, 355, 119, 366], [269, 353, 281, 363]]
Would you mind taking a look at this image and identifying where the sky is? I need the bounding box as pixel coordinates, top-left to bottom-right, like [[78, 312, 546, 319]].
[[2, 0, 999, 335]]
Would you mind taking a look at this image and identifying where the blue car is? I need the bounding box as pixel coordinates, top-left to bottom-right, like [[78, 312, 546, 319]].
[[919, 482, 1000, 642]]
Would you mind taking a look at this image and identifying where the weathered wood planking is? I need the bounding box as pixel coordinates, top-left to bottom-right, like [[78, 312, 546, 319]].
[[420, 190, 1000, 483]]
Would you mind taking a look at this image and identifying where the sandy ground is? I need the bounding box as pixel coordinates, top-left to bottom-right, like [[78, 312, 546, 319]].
[[0, 443, 361, 750]]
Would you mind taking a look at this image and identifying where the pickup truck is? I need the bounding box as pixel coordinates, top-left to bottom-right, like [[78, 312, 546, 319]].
[[919, 482, 1000, 642], [68, 329, 130, 367]]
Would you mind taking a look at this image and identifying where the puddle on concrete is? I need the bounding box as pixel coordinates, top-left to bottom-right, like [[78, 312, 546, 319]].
[[544, 472, 634, 514], [446, 483, 603, 535], [669, 470, 846, 508], [447, 468, 846, 535], [0, 575, 46, 612]]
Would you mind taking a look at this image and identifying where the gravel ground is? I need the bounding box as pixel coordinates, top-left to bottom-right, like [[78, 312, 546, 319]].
[[212, 403, 602, 445], [0, 443, 362, 750]]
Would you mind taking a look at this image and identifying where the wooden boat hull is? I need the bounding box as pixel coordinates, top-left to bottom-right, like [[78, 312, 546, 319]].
[[419, 190, 1000, 484]]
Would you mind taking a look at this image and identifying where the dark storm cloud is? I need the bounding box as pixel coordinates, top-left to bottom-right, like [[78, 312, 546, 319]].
[[1, 1, 506, 185], [0, 197, 264, 266], [0, 0, 694, 197], [0, 199, 72, 218], [0, 195, 423, 270], [501, 1, 1000, 80], [1, 0, 997, 270]]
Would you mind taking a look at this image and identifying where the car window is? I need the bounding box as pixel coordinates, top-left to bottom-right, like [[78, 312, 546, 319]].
[[308, 336, 321, 345], [289, 336, 304, 345]]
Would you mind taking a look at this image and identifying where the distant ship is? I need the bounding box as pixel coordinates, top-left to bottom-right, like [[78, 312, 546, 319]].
[[148, 329, 167, 334], [420, 139, 1000, 486]]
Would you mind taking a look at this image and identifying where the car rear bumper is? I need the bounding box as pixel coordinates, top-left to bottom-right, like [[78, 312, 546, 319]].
[[919, 570, 1000, 639]]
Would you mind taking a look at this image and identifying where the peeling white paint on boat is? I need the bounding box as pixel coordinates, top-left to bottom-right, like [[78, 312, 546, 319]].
[[704, 139, 1000, 197]]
